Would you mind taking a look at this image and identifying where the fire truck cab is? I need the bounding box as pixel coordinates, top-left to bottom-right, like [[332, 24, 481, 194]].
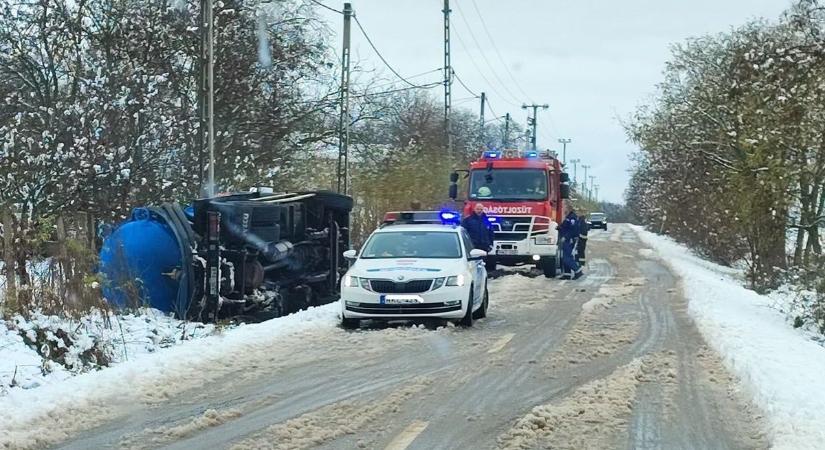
[[449, 149, 570, 277]]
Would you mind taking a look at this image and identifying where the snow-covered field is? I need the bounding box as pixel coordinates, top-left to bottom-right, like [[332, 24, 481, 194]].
[[631, 225, 825, 450]]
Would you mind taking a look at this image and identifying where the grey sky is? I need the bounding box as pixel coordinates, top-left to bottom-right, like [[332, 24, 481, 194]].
[[318, 0, 792, 203]]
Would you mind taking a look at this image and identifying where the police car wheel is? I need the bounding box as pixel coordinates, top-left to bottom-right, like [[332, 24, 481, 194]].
[[459, 288, 474, 327], [341, 317, 360, 329], [474, 285, 488, 319]]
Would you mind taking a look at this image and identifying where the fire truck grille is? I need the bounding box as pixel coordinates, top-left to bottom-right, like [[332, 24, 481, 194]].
[[369, 279, 433, 294], [494, 232, 529, 241]]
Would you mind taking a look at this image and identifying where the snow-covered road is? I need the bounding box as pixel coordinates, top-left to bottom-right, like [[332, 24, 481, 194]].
[[3, 224, 806, 449]]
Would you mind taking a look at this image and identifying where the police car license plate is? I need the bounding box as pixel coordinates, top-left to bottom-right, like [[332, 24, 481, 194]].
[[380, 295, 423, 305], [497, 249, 518, 255]]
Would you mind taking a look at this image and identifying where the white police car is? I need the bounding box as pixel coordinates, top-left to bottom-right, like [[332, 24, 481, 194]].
[[339, 211, 489, 328]]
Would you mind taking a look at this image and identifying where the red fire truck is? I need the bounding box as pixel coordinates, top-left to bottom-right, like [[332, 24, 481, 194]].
[[449, 149, 570, 277]]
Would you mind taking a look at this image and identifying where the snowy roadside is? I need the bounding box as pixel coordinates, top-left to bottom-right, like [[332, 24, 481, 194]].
[[630, 225, 825, 450], [1, 309, 218, 393], [0, 303, 339, 446]]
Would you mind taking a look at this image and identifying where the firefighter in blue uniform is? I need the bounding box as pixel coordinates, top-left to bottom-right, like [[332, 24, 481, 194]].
[[558, 207, 583, 280], [461, 203, 494, 252], [576, 209, 590, 266]]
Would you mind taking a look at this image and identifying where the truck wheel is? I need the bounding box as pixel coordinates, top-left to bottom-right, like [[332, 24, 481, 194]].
[[459, 288, 474, 327], [473, 285, 489, 319], [542, 256, 557, 278], [341, 317, 360, 329], [485, 256, 497, 272]]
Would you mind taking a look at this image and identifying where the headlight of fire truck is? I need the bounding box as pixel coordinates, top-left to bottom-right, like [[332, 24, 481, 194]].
[[534, 234, 555, 245]]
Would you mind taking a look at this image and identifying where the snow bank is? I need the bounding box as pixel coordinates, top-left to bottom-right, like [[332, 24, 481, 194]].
[[0, 304, 339, 447], [1, 309, 217, 394], [630, 225, 825, 450]]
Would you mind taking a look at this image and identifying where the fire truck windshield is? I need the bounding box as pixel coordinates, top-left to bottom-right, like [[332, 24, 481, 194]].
[[469, 169, 548, 201]]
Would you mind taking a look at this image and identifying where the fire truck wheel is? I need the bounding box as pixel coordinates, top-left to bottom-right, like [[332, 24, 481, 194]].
[[485, 256, 497, 271], [541, 256, 557, 278]]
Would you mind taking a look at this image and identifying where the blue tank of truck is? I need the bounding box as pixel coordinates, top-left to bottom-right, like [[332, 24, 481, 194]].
[[99, 207, 190, 316]]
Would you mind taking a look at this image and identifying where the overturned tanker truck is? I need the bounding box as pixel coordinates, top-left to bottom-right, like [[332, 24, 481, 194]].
[[99, 189, 353, 322]]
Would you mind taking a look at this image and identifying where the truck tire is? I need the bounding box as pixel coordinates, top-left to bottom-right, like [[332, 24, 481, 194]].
[[459, 288, 474, 327], [485, 256, 497, 272], [299, 190, 354, 211], [542, 256, 557, 278]]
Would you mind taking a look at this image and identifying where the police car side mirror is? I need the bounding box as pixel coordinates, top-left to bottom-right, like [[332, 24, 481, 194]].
[[469, 249, 487, 260], [342, 249, 357, 260]]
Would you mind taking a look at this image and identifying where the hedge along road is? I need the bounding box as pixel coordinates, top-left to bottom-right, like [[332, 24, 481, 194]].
[[19, 224, 766, 450]]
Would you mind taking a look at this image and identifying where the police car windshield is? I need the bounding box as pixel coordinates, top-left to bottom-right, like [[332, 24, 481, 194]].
[[590, 213, 605, 219], [361, 231, 462, 259], [469, 169, 547, 201]]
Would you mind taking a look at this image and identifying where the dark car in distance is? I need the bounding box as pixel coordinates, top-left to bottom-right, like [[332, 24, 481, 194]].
[[589, 212, 608, 230]]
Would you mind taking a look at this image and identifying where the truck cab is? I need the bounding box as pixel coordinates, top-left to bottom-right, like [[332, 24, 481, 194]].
[[450, 149, 570, 277]]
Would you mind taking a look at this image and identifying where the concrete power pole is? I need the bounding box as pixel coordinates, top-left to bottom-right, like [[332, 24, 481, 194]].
[[522, 103, 548, 151], [581, 164, 590, 199], [558, 138, 571, 165], [503, 112, 511, 148], [589, 176, 596, 202], [199, 0, 216, 196], [336, 3, 353, 194], [594, 185, 600, 204], [479, 91, 486, 148], [569, 158, 580, 188], [443, 0, 452, 155]]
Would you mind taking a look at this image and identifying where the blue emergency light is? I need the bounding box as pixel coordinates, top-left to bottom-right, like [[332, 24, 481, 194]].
[[525, 151, 538, 158], [483, 151, 501, 159], [439, 210, 461, 225]]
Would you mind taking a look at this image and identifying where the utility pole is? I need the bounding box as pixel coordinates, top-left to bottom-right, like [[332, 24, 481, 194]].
[[557, 138, 571, 165], [479, 91, 486, 148], [524, 127, 531, 151], [589, 176, 596, 202], [569, 158, 580, 188], [336, 3, 353, 194], [443, 0, 452, 155], [199, 0, 216, 197], [503, 112, 510, 148], [521, 103, 549, 151], [594, 185, 600, 204], [581, 164, 590, 198]]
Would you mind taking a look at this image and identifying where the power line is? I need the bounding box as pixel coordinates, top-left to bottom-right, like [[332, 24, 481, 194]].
[[353, 15, 429, 89], [452, 69, 479, 98], [468, 0, 533, 101], [350, 81, 442, 99], [453, 0, 523, 106], [308, 0, 342, 15], [485, 98, 500, 122], [367, 67, 443, 91], [451, 27, 520, 108]]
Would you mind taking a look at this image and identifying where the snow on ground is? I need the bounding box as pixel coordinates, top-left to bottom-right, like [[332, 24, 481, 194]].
[[630, 225, 825, 450], [766, 284, 825, 346], [0, 303, 340, 447], [1, 309, 218, 394]]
